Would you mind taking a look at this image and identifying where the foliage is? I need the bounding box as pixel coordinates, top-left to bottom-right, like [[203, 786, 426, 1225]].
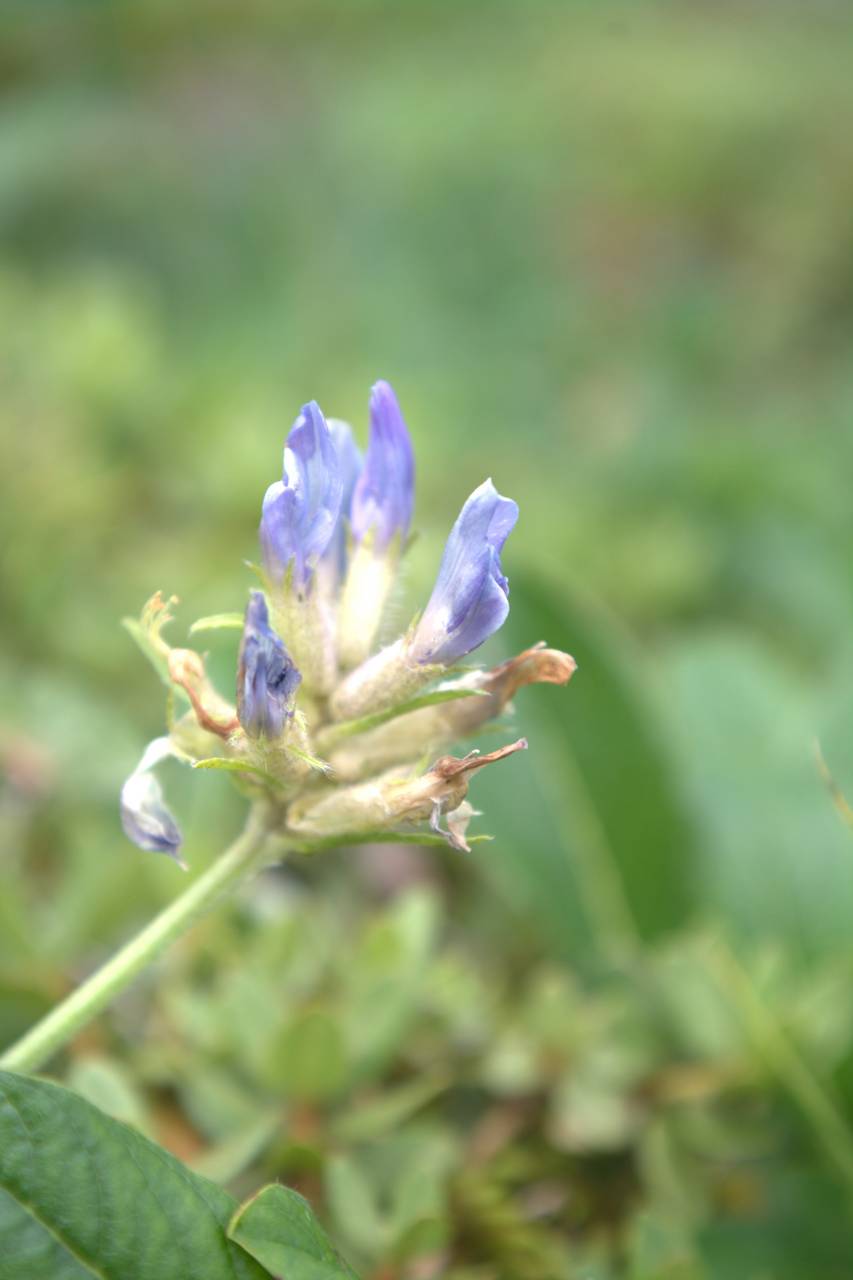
[[0, 1071, 355, 1280]]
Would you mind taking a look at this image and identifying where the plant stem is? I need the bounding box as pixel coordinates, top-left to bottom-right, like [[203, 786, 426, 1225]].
[[0, 809, 280, 1075]]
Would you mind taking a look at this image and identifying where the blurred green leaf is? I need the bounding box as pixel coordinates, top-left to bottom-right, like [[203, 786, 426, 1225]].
[[263, 1009, 348, 1101], [66, 1054, 151, 1134], [189, 613, 245, 634], [628, 1209, 704, 1280], [341, 889, 440, 1079], [325, 1154, 387, 1259], [177, 1065, 265, 1142], [326, 1130, 454, 1265], [331, 1073, 448, 1144], [665, 634, 853, 951], [474, 575, 697, 960], [190, 1111, 281, 1184]]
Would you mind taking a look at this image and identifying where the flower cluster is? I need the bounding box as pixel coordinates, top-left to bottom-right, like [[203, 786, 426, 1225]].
[[121, 381, 575, 863]]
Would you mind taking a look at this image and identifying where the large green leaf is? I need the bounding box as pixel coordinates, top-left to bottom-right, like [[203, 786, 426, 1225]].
[[0, 1188, 90, 1280], [664, 633, 853, 953], [470, 574, 697, 960], [0, 1070, 270, 1280], [228, 1185, 359, 1280]]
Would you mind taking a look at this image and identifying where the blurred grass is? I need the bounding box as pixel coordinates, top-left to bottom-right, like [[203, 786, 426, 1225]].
[[2, 2, 853, 1276]]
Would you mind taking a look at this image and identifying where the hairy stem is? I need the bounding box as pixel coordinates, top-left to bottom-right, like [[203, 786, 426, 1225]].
[[0, 808, 281, 1075]]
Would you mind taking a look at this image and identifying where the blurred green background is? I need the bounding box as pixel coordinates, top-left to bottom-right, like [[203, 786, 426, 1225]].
[[3, 3, 853, 1277]]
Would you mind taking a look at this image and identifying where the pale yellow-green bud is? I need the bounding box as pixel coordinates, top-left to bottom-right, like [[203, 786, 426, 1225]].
[[239, 710, 317, 790], [286, 738, 527, 850], [325, 645, 576, 781], [329, 635, 443, 722]]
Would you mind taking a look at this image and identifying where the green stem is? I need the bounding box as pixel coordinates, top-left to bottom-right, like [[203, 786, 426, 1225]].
[[0, 808, 281, 1075]]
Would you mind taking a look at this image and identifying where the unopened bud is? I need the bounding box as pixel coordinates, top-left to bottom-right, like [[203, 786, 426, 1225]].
[[237, 592, 301, 740], [286, 738, 527, 850], [329, 635, 443, 722], [326, 645, 575, 781]]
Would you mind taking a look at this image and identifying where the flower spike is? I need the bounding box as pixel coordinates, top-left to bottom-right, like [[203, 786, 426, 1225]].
[[122, 380, 571, 866]]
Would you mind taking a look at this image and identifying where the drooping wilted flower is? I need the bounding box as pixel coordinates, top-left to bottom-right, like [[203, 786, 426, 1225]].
[[120, 737, 185, 866], [121, 379, 574, 865], [121, 770, 183, 861]]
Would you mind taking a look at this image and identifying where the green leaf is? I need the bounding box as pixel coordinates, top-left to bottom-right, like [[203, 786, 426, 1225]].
[[193, 756, 284, 788], [260, 1010, 348, 1101], [330, 1073, 448, 1144], [292, 830, 492, 854], [321, 687, 488, 746], [324, 1156, 387, 1259], [284, 742, 332, 774], [194, 748, 330, 784], [627, 1208, 704, 1280], [65, 1054, 151, 1134], [189, 613, 245, 635], [0, 1187, 90, 1280], [471, 573, 697, 962], [190, 1111, 282, 1186], [228, 1184, 359, 1280], [341, 890, 441, 1082], [0, 1069, 270, 1280], [325, 1132, 454, 1264], [666, 633, 853, 951]]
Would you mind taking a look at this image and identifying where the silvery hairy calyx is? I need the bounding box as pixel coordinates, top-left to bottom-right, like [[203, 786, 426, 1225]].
[[121, 380, 576, 865]]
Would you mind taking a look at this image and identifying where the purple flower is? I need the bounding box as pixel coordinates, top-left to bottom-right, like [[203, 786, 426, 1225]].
[[411, 479, 518, 665], [121, 770, 183, 862], [260, 401, 343, 589], [350, 380, 415, 551], [320, 419, 363, 586], [237, 591, 302, 739]]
